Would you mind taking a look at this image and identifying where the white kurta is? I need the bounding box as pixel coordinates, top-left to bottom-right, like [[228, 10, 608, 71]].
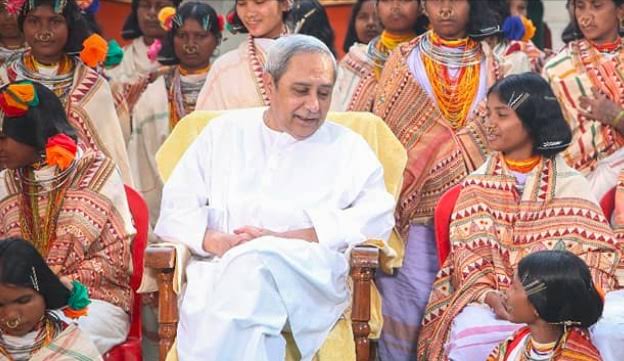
[[154, 107, 395, 361]]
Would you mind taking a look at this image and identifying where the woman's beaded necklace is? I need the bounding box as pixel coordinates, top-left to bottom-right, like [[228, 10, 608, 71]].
[[504, 155, 542, 173], [0, 315, 61, 361], [167, 65, 210, 130], [367, 31, 416, 79], [420, 31, 481, 129], [17, 53, 75, 106], [17, 160, 76, 257]]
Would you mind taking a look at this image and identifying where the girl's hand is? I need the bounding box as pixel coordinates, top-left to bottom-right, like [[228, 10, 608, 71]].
[[485, 291, 511, 321], [578, 88, 623, 127]]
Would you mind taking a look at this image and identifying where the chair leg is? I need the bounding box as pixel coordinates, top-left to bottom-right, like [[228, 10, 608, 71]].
[[157, 270, 178, 361], [351, 265, 374, 361]]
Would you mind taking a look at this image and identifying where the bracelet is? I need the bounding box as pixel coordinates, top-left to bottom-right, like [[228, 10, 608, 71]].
[[613, 110, 624, 127]]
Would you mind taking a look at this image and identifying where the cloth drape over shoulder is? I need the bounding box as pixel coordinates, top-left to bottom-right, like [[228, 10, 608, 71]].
[[418, 154, 621, 360], [0, 151, 135, 312]]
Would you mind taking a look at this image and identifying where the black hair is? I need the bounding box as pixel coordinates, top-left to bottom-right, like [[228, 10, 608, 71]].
[[0, 81, 77, 151], [121, 0, 183, 40], [487, 73, 572, 157], [518, 250, 603, 328], [564, 0, 624, 42], [288, 0, 337, 56], [466, 0, 506, 40], [343, 0, 370, 53], [227, 0, 290, 35], [157, 2, 222, 65], [0, 238, 70, 310], [18, 0, 93, 55]]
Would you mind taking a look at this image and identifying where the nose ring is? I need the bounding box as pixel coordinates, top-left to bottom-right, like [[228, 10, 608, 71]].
[[4, 317, 21, 329], [183, 44, 198, 55], [35, 32, 52, 42]]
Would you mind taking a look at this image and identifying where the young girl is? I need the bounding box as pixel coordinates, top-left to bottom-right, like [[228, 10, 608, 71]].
[[346, 0, 425, 111], [195, 0, 290, 110], [418, 73, 621, 361], [0, 7, 26, 66], [543, 0, 624, 200], [128, 1, 222, 228], [108, 0, 180, 84], [0, 0, 132, 185], [342, 0, 381, 54], [487, 250, 603, 361], [372, 1, 504, 359], [330, 0, 381, 111], [0, 81, 135, 354], [0, 238, 98, 360]]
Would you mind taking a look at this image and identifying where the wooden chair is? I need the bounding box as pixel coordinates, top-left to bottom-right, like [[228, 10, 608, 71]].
[[144, 111, 407, 361]]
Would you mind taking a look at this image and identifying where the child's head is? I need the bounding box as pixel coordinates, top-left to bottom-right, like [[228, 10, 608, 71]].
[[157, 2, 222, 69], [377, 0, 421, 35], [424, 0, 498, 40], [505, 250, 603, 329], [0, 80, 77, 170], [0, 238, 70, 336]]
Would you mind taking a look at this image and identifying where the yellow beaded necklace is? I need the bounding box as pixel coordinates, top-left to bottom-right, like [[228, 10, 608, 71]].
[[421, 31, 481, 129]]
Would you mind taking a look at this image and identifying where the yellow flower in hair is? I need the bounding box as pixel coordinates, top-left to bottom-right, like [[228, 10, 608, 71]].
[[521, 16, 536, 42], [158, 6, 177, 31]]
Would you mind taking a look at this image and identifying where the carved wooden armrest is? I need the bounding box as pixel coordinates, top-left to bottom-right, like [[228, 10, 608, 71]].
[[350, 244, 380, 361], [144, 244, 178, 361]]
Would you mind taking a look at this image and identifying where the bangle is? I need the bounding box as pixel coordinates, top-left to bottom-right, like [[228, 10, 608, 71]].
[[613, 110, 624, 127]]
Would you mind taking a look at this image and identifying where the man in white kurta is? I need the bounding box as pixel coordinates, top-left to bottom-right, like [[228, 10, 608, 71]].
[[154, 35, 396, 361]]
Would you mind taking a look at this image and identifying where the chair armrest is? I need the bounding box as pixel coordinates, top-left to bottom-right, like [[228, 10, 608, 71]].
[[350, 245, 380, 361], [144, 245, 178, 361]]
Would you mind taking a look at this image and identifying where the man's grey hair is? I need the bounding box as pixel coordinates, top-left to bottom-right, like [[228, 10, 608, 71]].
[[265, 34, 337, 84]]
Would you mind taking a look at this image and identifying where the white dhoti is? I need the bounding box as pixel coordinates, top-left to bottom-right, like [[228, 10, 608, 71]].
[[178, 237, 350, 361], [54, 299, 130, 354], [444, 291, 624, 361]]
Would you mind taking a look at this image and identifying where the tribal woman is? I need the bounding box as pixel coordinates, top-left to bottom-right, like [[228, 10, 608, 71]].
[[0, 0, 132, 185], [0, 81, 135, 354], [543, 0, 624, 200], [419, 73, 622, 361], [195, 0, 291, 110], [0, 7, 27, 66], [128, 2, 221, 227], [345, 0, 425, 112], [372, 1, 509, 359]]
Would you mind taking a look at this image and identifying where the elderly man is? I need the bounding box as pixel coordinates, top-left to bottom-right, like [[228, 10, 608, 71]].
[[154, 35, 396, 361]]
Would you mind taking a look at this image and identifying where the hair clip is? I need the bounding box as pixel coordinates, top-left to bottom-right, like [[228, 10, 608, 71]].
[[523, 279, 547, 296], [294, 8, 317, 34], [30, 266, 39, 292], [53, 0, 67, 13], [508, 91, 530, 110], [544, 96, 557, 102], [536, 140, 571, 151], [202, 15, 210, 31], [172, 14, 183, 28]]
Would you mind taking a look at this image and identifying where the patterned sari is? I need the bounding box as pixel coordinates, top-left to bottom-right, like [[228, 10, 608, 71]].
[[543, 39, 624, 190], [487, 327, 601, 361], [418, 154, 621, 360]]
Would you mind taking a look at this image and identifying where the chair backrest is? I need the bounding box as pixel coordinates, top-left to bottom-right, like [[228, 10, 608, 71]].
[[434, 184, 462, 266], [155, 110, 408, 269], [600, 186, 617, 221], [124, 185, 149, 340]]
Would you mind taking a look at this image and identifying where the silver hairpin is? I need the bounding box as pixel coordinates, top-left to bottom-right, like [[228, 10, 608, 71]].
[[508, 91, 530, 110], [30, 266, 39, 292], [523, 279, 547, 296], [544, 96, 557, 101], [294, 8, 317, 34], [172, 14, 183, 28], [202, 16, 210, 31]]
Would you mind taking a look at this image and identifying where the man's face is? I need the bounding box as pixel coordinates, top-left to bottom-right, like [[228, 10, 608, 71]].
[[264, 52, 335, 140]]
